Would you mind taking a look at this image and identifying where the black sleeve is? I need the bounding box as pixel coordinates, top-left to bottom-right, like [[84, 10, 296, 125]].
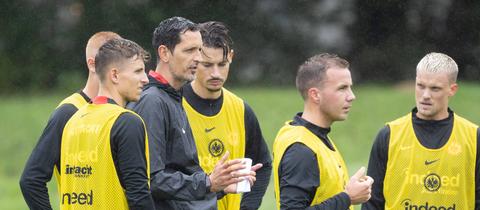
[[130, 94, 209, 201], [110, 112, 155, 210], [279, 143, 351, 210], [241, 103, 272, 210], [476, 128, 480, 210], [19, 104, 77, 210], [361, 125, 390, 210]]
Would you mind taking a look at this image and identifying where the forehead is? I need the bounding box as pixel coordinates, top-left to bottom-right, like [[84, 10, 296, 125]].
[[416, 71, 450, 85], [177, 30, 202, 47], [120, 56, 145, 68], [200, 47, 225, 63], [324, 67, 352, 82]]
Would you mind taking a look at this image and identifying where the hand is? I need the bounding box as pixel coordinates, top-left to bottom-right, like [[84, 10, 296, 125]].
[[344, 167, 374, 205], [223, 163, 263, 194], [208, 151, 247, 193]]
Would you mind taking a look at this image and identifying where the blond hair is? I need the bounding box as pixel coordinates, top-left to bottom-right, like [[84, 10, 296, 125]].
[[416, 52, 458, 83], [85, 31, 122, 62]]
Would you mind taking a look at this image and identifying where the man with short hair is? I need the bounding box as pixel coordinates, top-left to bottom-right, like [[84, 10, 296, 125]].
[[128, 17, 257, 210], [60, 38, 153, 209], [362, 52, 480, 210], [20, 31, 121, 209], [182, 21, 271, 210], [273, 53, 374, 209]]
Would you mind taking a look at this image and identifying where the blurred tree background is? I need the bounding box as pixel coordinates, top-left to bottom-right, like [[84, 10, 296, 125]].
[[0, 0, 478, 92]]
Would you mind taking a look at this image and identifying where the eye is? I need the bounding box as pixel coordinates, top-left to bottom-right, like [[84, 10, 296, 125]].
[[201, 63, 213, 68]]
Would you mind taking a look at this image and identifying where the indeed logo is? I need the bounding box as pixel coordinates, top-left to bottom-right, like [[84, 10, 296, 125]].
[[401, 199, 455, 210], [65, 164, 93, 178], [407, 172, 460, 188], [65, 150, 98, 163], [62, 190, 93, 205]]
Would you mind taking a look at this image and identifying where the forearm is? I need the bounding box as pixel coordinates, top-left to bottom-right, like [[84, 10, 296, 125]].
[[150, 169, 211, 200]]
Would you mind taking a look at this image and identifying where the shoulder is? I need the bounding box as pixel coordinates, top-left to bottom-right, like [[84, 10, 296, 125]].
[[51, 103, 79, 120]]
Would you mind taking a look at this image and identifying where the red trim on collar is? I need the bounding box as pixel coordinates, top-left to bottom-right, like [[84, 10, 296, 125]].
[[92, 96, 109, 104], [149, 70, 169, 85]]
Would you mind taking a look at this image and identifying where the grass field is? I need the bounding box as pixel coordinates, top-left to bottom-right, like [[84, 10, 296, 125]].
[[1, 83, 479, 209]]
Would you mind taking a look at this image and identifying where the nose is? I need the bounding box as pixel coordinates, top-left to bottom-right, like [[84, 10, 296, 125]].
[[422, 89, 431, 99], [211, 66, 221, 78], [140, 71, 148, 85], [193, 48, 201, 63], [347, 88, 356, 102]]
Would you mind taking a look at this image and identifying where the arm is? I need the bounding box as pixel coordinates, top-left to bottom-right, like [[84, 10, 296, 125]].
[[361, 126, 390, 210], [111, 113, 155, 210], [19, 104, 77, 210], [241, 103, 272, 210], [279, 143, 351, 210], [129, 94, 210, 201]]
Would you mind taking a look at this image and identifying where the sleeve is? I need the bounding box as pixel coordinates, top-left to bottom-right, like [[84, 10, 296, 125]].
[[475, 128, 480, 209], [279, 143, 351, 210], [361, 125, 390, 210], [110, 112, 155, 210], [130, 93, 210, 201], [19, 104, 77, 210], [241, 103, 272, 210]]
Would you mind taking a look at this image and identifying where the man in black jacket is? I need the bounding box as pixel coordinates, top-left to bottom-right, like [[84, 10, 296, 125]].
[[128, 17, 258, 210]]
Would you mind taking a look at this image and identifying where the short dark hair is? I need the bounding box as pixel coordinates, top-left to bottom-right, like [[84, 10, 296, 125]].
[[152, 17, 199, 63], [296, 53, 350, 100], [199, 21, 233, 60], [95, 38, 150, 81]]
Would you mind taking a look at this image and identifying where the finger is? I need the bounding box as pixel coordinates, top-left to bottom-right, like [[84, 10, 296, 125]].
[[218, 151, 230, 165], [351, 166, 366, 180], [251, 163, 263, 172], [363, 176, 374, 185], [247, 176, 256, 186]]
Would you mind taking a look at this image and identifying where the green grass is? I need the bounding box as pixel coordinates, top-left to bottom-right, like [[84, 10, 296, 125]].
[[2, 83, 479, 209]]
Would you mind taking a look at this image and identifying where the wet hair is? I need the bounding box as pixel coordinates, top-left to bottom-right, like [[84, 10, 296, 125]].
[[416, 52, 458, 83], [95, 38, 150, 81], [152, 17, 199, 63], [199, 21, 233, 60], [296, 53, 350, 100]]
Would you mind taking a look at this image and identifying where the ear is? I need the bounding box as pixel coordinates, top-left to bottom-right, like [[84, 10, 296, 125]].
[[449, 83, 458, 97], [87, 58, 95, 73], [307, 87, 321, 104], [227, 49, 234, 63], [158, 45, 171, 63], [110, 68, 120, 84]]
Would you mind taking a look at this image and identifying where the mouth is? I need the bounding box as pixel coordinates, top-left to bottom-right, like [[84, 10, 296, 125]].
[[420, 102, 432, 106]]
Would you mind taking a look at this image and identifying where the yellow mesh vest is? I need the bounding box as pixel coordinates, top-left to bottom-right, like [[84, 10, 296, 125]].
[[183, 88, 245, 210], [54, 93, 89, 196], [273, 122, 351, 210], [60, 103, 150, 210], [384, 113, 477, 210]]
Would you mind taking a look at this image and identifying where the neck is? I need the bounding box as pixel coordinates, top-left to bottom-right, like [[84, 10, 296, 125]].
[[97, 84, 125, 107], [155, 64, 184, 90], [82, 73, 99, 100], [191, 81, 221, 99], [302, 103, 332, 128]]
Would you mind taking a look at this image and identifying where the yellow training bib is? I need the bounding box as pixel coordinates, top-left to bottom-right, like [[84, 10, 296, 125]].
[[384, 113, 477, 210], [183, 88, 245, 210], [273, 122, 351, 210], [60, 103, 149, 210]]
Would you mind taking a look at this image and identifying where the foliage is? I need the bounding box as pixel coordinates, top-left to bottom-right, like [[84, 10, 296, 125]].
[[1, 1, 479, 92]]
